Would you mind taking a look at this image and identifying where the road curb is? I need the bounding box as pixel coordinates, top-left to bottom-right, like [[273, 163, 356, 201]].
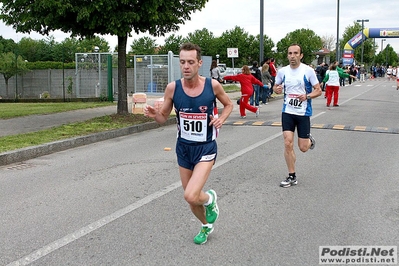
[[0, 118, 176, 166], [0, 92, 283, 166]]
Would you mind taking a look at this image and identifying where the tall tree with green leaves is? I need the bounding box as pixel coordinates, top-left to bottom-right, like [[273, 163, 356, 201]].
[[0, 0, 208, 114], [375, 44, 398, 66], [0, 36, 16, 53], [0, 52, 28, 98], [130, 37, 158, 55], [276, 29, 323, 65], [253, 34, 275, 63], [218, 26, 256, 67], [157, 34, 184, 55], [185, 28, 216, 57]]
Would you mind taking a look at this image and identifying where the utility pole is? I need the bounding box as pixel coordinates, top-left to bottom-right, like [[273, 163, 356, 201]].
[[336, 0, 340, 62], [356, 19, 369, 64], [259, 0, 264, 64]]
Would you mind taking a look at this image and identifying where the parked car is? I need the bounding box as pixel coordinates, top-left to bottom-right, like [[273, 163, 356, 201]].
[[217, 63, 227, 71], [217, 66, 227, 84], [223, 68, 238, 83]]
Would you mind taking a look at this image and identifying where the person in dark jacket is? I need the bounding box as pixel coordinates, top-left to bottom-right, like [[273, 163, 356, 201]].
[[249, 61, 262, 107]]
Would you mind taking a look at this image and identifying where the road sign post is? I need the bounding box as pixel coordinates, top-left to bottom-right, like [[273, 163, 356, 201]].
[[227, 48, 238, 69]]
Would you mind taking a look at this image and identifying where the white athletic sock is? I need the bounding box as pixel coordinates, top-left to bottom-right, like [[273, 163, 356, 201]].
[[203, 223, 213, 228], [204, 191, 213, 206]]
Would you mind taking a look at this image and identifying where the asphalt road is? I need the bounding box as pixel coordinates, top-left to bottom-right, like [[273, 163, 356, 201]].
[[1, 79, 398, 266]]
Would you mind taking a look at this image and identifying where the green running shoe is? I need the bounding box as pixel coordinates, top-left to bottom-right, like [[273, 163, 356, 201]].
[[205, 189, 219, 224], [193, 226, 214, 245]]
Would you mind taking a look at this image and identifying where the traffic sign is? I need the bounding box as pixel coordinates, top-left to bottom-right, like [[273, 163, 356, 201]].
[[227, 48, 239, 58]]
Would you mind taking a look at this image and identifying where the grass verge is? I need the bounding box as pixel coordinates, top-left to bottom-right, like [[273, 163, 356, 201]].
[[0, 102, 116, 119], [0, 114, 154, 153], [0, 87, 239, 153]]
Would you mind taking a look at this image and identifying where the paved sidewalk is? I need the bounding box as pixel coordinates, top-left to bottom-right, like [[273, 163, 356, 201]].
[[0, 92, 243, 138]]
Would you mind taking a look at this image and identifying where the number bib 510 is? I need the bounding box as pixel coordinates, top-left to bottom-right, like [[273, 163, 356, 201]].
[[179, 112, 207, 142]]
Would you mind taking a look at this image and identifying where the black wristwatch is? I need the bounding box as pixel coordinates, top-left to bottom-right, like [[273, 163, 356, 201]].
[[306, 95, 311, 100]]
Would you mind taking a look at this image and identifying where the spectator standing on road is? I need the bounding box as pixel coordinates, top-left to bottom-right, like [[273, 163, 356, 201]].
[[273, 43, 322, 188], [210, 60, 222, 83], [359, 65, 366, 82], [269, 57, 277, 89], [315, 62, 325, 83], [386, 66, 393, 81], [348, 65, 357, 85], [249, 61, 262, 107], [224, 65, 264, 118], [261, 62, 273, 104], [144, 43, 233, 245], [322, 62, 356, 107], [338, 64, 346, 86], [397, 68, 399, 90]]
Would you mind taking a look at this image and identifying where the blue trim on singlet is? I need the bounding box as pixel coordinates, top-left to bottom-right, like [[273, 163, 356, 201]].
[[173, 78, 217, 144], [303, 74, 313, 116], [282, 74, 313, 116]]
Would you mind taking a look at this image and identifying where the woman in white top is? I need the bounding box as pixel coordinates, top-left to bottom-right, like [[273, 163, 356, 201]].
[[322, 62, 355, 107], [210, 60, 221, 82]]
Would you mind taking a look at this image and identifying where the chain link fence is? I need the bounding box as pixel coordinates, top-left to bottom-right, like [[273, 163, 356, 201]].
[[75, 52, 116, 98], [0, 53, 211, 100]]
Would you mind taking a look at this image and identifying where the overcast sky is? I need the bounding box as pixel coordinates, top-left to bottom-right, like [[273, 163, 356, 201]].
[[1, 0, 398, 55]]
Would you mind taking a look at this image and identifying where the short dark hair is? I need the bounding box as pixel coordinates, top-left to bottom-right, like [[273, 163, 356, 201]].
[[289, 43, 303, 54], [179, 43, 202, 61]]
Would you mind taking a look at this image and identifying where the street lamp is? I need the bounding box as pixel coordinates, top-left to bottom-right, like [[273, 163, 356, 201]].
[[93, 46, 100, 97], [260, 0, 264, 64], [381, 39, 386, 52], [216, 54, 219, 64], [386, 44, 389, 66], [381, 39, 386, 67], [356, 19, 369, 64], [336, 0, 340, 62]]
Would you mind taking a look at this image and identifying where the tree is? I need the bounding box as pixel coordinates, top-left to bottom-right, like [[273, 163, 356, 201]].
[[0, 36, 16, 53], [253, 34, 275, 64], [157, 34, 184, 55], [0, 0, 208, 114], [218, 26, 256, 67], [276, 29, 323, 65], [375, 44, 398, 66], [52, 38, 81, 63], [185, 28, 217, 57], [0, 52, 29, 98], [321, 34, 336, 51], [130, 37, 158, 55], [17, 37, 53, 62]]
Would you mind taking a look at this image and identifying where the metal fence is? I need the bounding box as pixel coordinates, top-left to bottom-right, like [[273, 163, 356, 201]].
[[133, 53, 212, 95], [75, 52, 117, 98], [0, 53, 212, 100]]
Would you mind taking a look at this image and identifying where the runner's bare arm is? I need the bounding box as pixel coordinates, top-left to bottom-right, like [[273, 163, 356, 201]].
[[144, 82, 175, 124], [210, 79, 233, 129]]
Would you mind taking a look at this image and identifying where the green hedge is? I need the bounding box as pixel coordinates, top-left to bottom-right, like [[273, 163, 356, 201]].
[[26, 61, 76, 70]]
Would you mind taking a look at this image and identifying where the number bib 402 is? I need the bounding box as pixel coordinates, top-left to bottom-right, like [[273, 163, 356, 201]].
[[179, 112, 208, 142], [285, 94, 306, 114]]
